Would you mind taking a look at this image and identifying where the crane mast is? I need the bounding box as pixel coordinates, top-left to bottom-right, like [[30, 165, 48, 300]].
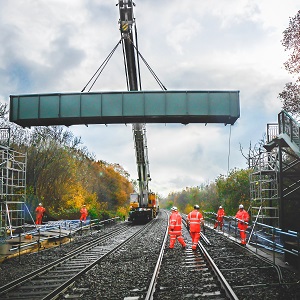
[[118, 0, 156, 220], [118, 0, 138, 91]]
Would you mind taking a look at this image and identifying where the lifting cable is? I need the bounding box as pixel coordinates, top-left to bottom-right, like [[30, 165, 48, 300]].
[[131, 41, 167, 91], [81, 35, 166, 92], [81, 39, 122, 92], [227, 124, 232, 176]]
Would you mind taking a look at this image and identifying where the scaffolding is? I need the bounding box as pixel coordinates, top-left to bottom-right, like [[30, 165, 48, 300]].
[[249, 149, 279, 228], [249, 112, 300, 232], [0, 128, 27, 239]]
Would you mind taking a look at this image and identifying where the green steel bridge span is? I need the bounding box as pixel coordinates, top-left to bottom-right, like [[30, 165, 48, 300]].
[[10, 90, 240, 127]]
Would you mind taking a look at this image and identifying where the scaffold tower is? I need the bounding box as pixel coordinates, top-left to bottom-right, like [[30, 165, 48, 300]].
[[250, 111, 300, 232], [0, 128, 27, 239], [249, 146, 279, 228]]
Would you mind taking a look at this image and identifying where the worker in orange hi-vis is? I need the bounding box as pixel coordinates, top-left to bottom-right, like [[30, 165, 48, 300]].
[[168, 207, 186, 249], [80, 205, 88, 222], [187, 204, 204, 250], [35, 203, 46, 225], [214, 206, 225, 230], [235, 204, 250, 246]]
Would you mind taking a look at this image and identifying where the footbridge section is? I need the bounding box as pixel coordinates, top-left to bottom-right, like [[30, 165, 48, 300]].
[[9, 90, 240, 127]]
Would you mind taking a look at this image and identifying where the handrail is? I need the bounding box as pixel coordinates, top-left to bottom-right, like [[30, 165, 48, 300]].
[[278, 110, 300, 151], [267, 123, 279, 143], [203, 211, 300, 266]]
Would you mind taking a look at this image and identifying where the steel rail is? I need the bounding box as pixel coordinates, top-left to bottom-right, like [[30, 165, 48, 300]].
[[184, 212, 239, 299], [150, 212, 239, 299], [200, 227, 288, 298], [0, 223, 133, 298], [225, 236, 285, 287], [198, 241, 239, 300], [43, 220, 156, 300], [236, 242, 284, 286], [144, 210, 169, 300]]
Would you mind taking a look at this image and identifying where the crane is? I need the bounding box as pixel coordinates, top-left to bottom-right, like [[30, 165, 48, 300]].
[[118, 0, 158, 222]]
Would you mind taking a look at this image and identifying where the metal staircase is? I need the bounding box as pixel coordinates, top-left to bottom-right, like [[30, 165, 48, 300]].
[[250, 111, 300, 231]]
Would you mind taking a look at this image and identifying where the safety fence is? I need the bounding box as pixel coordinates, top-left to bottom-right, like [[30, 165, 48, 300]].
[[204, 211, 300, 268]]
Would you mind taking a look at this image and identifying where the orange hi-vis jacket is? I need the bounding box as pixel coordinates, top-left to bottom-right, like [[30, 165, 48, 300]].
[[217, 208, 225, 219], [235, 209, 249, 227], [235, 209, 249, 245], [35, 206, 45, 217], [80, 207, 88, 216], [187, 210, 203, 233], [168, 211, 183, 235]]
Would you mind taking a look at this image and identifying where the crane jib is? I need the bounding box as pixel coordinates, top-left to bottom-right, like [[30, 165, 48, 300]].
[[119, 0, 151, 210]]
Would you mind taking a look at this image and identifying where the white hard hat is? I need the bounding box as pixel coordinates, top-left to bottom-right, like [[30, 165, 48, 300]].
[[194, 205, 200, 209], [219, 206, 222, 209], [171, 206, 178, 211], [39, 203, 42, 206], [239, 204, 244, 209]]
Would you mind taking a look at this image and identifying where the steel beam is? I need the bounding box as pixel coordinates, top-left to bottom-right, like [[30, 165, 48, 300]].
[[10, 90, 240, 127]]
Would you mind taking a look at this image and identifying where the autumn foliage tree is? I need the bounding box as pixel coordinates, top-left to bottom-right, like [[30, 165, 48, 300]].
[[0, 105, 134, 220], [279, 10, 300, 119], [162, 169, 251, 217], [22, 131, 133, 219], [163, 183, 220, 215], [215, 169, 251, 215]]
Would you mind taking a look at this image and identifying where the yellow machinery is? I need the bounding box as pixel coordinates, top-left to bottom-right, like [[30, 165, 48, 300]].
[[128, 191, 159, 223]]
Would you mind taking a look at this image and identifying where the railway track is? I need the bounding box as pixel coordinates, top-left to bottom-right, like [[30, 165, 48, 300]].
[[202, 227, 297, 299], [151, 241, 237, 299], [1, 211, 299, 299], [60, 211, 237, 299], [0, 222, 146, 299], [150, 214, 238, 299]]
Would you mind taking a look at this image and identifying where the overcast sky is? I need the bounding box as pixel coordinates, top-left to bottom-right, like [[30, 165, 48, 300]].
[[0, 0, 298, 197]]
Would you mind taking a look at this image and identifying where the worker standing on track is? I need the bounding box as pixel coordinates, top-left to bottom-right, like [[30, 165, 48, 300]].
[[168, 207, 186, 249], [35, 203, 46, 225], [235, 204, 250, 246], [214, 206, 225, 230], [187, 205, 204, 250], [80, 205, 88, 222]]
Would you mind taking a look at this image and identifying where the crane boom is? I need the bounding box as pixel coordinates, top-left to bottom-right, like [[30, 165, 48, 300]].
[[118, 0, 157, 222], [118, 0, 138, 90]]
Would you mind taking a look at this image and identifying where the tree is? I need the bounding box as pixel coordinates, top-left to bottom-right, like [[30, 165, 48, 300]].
[[0, 102, 134, 220], [279, 10, 300, 119], [163, 184, 220, 215], [215, 168, 251, 215]]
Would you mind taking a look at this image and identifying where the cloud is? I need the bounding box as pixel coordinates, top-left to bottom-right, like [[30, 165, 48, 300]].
[[1, 0, 299, 197]]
